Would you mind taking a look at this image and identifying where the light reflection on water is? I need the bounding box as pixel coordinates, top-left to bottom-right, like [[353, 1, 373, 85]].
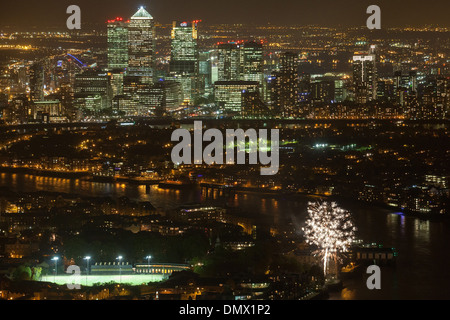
[[1, 172, 450, 299]]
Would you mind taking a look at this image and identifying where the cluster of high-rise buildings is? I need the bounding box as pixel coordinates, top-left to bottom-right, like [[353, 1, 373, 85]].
[[99, 7, 270, 118], [76, 7, 450, 120], [0, 6, 449, 123], [76, 8, 207, 117]]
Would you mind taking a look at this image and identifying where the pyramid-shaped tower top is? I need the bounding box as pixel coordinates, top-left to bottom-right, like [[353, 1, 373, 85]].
[[131, 6, 153, 19]]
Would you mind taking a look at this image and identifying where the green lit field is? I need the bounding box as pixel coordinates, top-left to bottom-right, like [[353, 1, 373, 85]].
[[40, 274, 166, 287]]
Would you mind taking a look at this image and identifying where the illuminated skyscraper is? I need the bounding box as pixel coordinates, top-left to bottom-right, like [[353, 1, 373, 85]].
[[214, 81, 259, 114], [74, 70, 112, 112], [127, 6, 155, 81], [216, 41, 266, 113], [218, 43, 241, 81], [217, 41, 263, 83], [272, 52, 300, 117], [241, 90, 271, 118], [123, 7, 156, 115], [107, 18, 129, 70], [199, 51, 213, 93], [170, 20, 200, 104], [29, 62, 45, 102], [420, 76, 449, 119], [0, 93, 8, 122], [241, 41, 264, 85], [353, 46, 377, 104], [163, 80, 184, 110], [170, 21, 199, 74], [394, 70, 417, 106], [110, 70, 125, 97]]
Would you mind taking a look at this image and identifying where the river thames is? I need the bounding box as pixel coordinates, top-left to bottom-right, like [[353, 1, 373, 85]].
[[1, 172, 450, 299]]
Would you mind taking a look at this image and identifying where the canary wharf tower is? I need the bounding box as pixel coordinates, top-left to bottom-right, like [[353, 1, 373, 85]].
[[121, 6, 156, 115], [127, 6, 155, 83]]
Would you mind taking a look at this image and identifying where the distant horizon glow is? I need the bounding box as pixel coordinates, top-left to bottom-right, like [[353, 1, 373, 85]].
[[0, 1, 449, 29]]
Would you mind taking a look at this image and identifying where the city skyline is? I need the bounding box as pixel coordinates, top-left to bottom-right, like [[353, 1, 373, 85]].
[[2, 4, 449, 121], [0, 2, 449, 302]]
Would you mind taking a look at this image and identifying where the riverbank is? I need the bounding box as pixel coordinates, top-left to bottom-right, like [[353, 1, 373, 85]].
[[0, 168, 447, 222], [231, 187, 449, 222], [0, 166, 90, 178], [0, 166, 163, 185]]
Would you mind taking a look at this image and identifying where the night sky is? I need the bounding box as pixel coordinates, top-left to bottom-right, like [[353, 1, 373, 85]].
[[0, 0, 449, 29]]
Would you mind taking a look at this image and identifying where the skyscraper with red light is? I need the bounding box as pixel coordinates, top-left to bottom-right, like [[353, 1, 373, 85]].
[[107, 17, 129, 70]]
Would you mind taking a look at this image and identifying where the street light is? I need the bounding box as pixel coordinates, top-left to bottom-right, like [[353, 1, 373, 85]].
[[116, 256, 123, 284], [145, 255, 152, 274], [84, 256, 91, 286], [52, 257, 59, 283]]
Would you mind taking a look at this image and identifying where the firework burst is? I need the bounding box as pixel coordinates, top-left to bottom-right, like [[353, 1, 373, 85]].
[[302, 201, 356, 276]]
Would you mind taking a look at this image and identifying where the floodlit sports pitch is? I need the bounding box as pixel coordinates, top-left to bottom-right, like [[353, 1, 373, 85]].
[[40, 274, 166, 286]]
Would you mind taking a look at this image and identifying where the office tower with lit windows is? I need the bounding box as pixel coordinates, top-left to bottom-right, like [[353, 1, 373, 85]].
[[110, 70, 125, 98], [199, 51, 213, 93], [31, 100, 65, 123], [377, 79, 395, 102], [420, 76, 449, 119], [240, 41, 264, 85], [394, 71, 417, 94], [218, 43, 241, 81], [29, 63, 45, 102], [7, 95, 31, 123], [170, 21, 199, 74], [163, 80, 184, 111], [169, 20, 200, 105], [147, 82, 166, 117], [298, 73, 311, 103], [107, 17, 128, 113], [74, 70, 112, 112], [214, 81, 259, 114], [241, 90, 271, 118], [309, 74, 348, 104], [310, 79, 335, 103], [271, 52, 300, 117], [107, 18, 129, 70], [217, 41, 263, 83], [123, 7, 156, 115], [439, 77, 450, 118], [127, 7, 155, 81], [122, 76, 149, 115], [393, 70, 418, 106], [0, 93, 7, 122], [353, 48, 377, 104], [215, 41, 266, 114], [17, 67, 27, 90]]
